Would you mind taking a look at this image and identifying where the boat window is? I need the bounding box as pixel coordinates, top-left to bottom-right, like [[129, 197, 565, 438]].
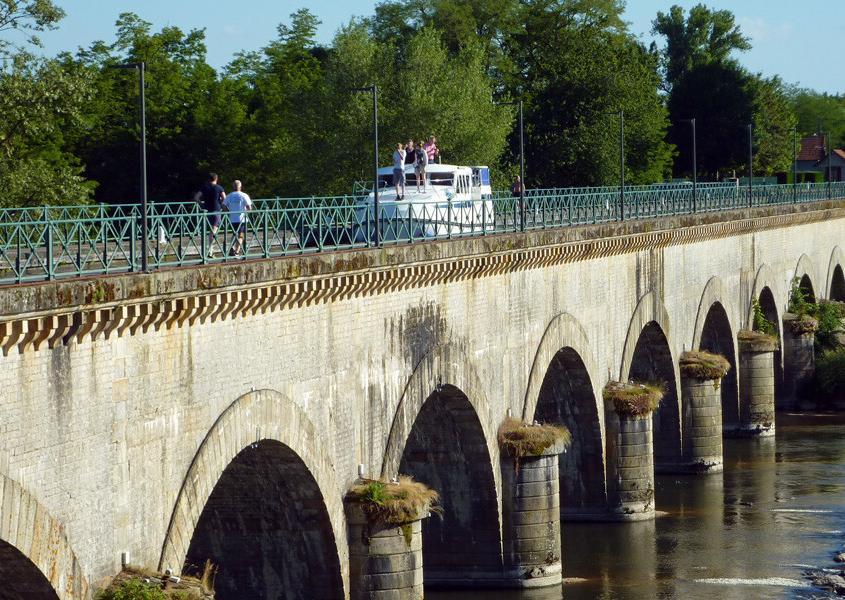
[[430, 173, 454, 186]]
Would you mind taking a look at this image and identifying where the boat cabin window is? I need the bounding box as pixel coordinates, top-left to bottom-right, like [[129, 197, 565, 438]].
[[430, 173, 454, 186]]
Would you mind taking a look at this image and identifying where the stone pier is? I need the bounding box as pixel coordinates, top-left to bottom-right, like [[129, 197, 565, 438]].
[[607, 413, 655, 520], [679, 351, 729, 473], [346, 504, 426, 600], [737, 331, 778, 436], [500, 443, 565, 588], [781, 314, 817, 411]]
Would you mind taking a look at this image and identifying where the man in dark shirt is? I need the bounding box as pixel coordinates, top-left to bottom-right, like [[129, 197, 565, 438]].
[[200, 172, 225, 257]]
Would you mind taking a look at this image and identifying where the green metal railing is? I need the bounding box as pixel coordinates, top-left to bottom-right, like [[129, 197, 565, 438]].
[[0, 181, 842, 285]]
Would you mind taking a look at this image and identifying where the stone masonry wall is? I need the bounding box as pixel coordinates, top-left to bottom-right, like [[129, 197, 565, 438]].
[[0, 202, 843, 594]]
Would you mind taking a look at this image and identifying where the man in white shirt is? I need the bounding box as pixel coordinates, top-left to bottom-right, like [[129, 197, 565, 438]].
[[223, 180, 252, 256], [392, 143, 406, 200]]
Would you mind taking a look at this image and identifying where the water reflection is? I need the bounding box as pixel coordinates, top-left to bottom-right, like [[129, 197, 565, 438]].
[[428, 414, 845, 600]]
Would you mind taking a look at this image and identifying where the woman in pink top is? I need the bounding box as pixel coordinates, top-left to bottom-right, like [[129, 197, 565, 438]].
[[424, 135, 438, 164]]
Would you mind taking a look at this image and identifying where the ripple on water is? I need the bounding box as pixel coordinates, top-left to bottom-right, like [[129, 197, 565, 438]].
[[694, 577, 813, 588]]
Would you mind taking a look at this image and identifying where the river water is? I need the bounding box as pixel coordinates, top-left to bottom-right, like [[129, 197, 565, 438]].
[[430, 413, 845, 600]]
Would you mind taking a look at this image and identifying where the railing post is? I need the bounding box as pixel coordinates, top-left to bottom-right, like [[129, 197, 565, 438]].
[[263, 210, 270, 258], [447, 197, 453, 239], [45, 210, 53, 281], [129, 216, 137, 272], [201, 214, 208, 265]]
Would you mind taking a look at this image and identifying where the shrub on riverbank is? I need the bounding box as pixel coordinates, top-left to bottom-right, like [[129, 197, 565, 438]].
[[815, 348, 845, 403]]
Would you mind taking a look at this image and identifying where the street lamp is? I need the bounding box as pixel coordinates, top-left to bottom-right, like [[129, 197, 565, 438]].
[[604, 111, 626, 220], [681, 118, 697, 212], [351, 85, 379, 246], [110, 61, 148, 271], [747, 123, 754, 208], [792, 127, 797, 204], [827, 132, 833, 200], [495, 99, 525, 231]]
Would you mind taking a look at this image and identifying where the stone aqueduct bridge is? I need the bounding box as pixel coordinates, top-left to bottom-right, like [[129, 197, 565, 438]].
[[2, 199, 845, 599]]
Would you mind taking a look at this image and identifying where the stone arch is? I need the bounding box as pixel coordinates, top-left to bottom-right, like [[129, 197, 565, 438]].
[[381, 343, 499, 484], [159, 390, 346, 599], [825, 246, 845, 301], [691, 277, 740, 430], [747, 264, 785, 338], [793, 254, 818, 303], [0, 474, 88, 600], [382, 343, 502, 586], [523, 313, 606, 518], [621, 292, 682, 472]]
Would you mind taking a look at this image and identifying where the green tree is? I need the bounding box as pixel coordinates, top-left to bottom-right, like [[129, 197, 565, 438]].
[[0, 0, 96, 207], [652, 3, 751, 90], [68, 13, 225, 202], [788, 88, 845, 147], [751, 75, 797, 175], [505, 0, 672, 187], [0, 0, 65, 57], [656, 4, 795, 177]]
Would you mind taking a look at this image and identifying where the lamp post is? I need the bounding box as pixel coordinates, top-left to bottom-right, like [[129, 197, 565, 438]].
[[827, 132, 833, 200], [747, 123, 754, 208], [494, 99, 525, 231], [681, 118, 697, 212], [110, 61, 148, 271], [601, 110, 626, 220], [792, 127, 797, 204], [351, 85, 380, 245]]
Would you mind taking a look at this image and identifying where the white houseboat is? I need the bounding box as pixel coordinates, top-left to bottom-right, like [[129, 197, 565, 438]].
[[355, 163, 494, 240]]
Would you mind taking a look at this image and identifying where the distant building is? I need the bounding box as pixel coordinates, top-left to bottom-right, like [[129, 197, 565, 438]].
[[794, 133, 844, 182]]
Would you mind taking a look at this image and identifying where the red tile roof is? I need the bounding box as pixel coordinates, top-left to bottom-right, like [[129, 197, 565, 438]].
[[798, 134, 826, 162], [834, 148, 845, 161]]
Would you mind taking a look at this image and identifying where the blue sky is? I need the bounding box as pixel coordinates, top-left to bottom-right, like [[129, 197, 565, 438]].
[[33, 1, 845, 94]]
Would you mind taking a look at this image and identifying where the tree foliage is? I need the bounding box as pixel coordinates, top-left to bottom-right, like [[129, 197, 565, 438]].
[[655, 4, 795, 178], [788, 88, 845, 147], [0, 1, 827, 207], [652, 3, 750, 90]]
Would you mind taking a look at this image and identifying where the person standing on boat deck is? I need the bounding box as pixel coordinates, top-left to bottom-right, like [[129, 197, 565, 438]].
[[393, 143, 406, 200], [223, 180, 252, 256], [424, 136, 439, 164], [200, 172, 225, 257], [405, 140, 416, 189], [414, 142, 428, 192]]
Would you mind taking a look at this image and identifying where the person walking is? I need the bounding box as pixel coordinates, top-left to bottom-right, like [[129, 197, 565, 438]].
[[200, 172, 225, 257], [223, 180, 252, 256], [393, 143, 406, 200], [414, 142, 429, 192]]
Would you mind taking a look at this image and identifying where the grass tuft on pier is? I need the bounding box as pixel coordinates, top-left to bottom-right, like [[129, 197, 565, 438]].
[[348, 476, 440, 525], [603, 380, 666, 416], [498, 417, 571, 458], [679, 350, 731, 381]]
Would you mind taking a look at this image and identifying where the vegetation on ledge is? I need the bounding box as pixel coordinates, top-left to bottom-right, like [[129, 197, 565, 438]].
[[738, 329, 779, 352], [679, 350, 731, 381], [497, 417, 571, 459], [603, 381, 666, 417], [96, 565, 215, 600], [784, 312, 819, 335], [347, 476, 440, 525]]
